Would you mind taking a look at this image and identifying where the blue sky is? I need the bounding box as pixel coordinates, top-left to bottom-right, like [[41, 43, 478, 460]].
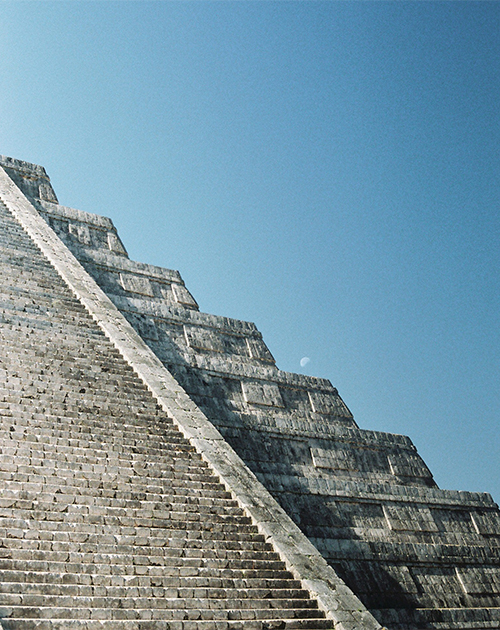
[[1, 1, 499, 499]]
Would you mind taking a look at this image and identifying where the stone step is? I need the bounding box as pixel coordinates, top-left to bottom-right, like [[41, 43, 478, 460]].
[[0, 287, 85, 307], [0, 386, 161, 408], [0, 605, 328, 622], [0, 312, 112, 337], [0, 456, 209, 482], [0, 470, 225, 500], [0, 386, 161, 407], [0, 493, 248, 525], [0, 418, 199, 449], [0, 497, 245, 523], [0, 441, 219, 467], [1, 423, 198, 445], [0, 366, 157, 388], [0, 520, 265, 547], [0, 545, 280, 565], [0, 448, 201, 472], [0, 488, 232, 512], [0, 514, 256, 537], [0, 474, 234, 500], [0, 472, 231, 499], [0, 618, 337, 630], [0, 581, 308, 599], [0, 433, 197, 457], [0, 568, 298, 586], [0, 594, 318, 611], [0, 461, 224, 484], [0, 410, 170, 431], [0, 321, 121, 346], [0, 253, 54, 272], [1, 404, 165, 425], [0, 474, 233, 502], [0, 339, 140, 366], [0, 560, 290, 581], [0, 359, 146, 383], [0, 481, 239, 508], [1, 401, 171, 421], [0, 440, 212, 469], [0, 387, 159, 405], [0, 535, 270, 554]]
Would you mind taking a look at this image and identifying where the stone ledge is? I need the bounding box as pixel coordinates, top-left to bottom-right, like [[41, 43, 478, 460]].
[[59, 245, 184, 284], [0, 165, 384, 630], [263, 474, 497, 508], [36, 199, 116, 230], [111, 294, 260, 335]]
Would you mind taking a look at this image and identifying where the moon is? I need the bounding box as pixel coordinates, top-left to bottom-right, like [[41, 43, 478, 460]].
[[300, 357, 310, 367]]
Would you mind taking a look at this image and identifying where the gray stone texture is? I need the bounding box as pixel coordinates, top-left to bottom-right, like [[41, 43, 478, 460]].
[[1, 155, 500, 629]]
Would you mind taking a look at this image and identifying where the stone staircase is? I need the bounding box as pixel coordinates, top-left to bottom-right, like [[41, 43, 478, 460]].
[[0, 200, 337, 629]]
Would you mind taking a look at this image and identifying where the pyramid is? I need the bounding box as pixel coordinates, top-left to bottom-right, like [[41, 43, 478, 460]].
[[0, 156, 499, 630]]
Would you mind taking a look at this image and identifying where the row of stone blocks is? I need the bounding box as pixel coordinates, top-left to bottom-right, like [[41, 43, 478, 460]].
[[0, 201, 335, 629]]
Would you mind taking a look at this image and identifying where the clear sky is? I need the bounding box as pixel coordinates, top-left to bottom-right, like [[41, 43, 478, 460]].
[[1, 1, 499, 500]]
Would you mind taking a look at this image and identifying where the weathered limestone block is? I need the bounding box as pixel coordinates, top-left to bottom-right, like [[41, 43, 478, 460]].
[[457, 567, 500, 596], [124, 312, 159, 341], [107, 231, 127, 255], [183, 324, 250, 358], [245, 336, 275, 363], [172, 282, 198, 308], [311, 445, 391, 474], [184, 323, 226, 353], [383, 503, 439, 532], [36, 199, 115, 229], [119, 272, 155, 297], [410, 567, 465, 602], [241, 380, 285, 408], [68, 222, 92, 246], [431, 508, 478, 534], [471, 509, 500, 535], [388, 450, 432, 478], [308, 390, 353, 419], [334, 562, 420, 607]]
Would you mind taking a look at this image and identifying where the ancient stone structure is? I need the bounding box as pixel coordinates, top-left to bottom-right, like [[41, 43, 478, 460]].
[[0, 155, 499, 630]]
